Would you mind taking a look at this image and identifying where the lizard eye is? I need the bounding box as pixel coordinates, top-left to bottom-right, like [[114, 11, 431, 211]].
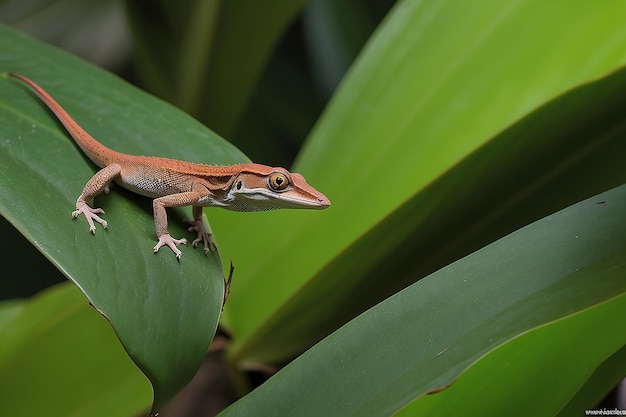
[[268, 172, 289, 191]]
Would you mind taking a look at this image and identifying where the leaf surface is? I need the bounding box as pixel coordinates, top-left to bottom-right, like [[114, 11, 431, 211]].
[[0, 26, 246, 411], [0, 283, 152, 417], [209, 0, 626, 364], [219, 185, 626, 416]]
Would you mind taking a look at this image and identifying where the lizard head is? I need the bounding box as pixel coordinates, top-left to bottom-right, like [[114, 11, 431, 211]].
[[225, 166, 331, 212]]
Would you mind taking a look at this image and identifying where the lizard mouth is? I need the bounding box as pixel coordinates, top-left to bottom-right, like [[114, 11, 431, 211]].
[[227, 190, 330, 212]]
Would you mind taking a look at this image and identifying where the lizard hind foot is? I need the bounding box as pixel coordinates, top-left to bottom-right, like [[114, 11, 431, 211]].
[[184, 218, 217, 254], [154, 234, 188, 260], [72, 202, 107, 233]]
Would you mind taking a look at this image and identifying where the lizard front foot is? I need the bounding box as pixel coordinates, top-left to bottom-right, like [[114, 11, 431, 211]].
[[184, 218, 217, 254], [72, 202, 107, 233], [154, 234, 188, 260]]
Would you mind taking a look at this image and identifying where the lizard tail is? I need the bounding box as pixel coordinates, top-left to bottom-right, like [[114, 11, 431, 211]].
[[8, 72, 117, 168]]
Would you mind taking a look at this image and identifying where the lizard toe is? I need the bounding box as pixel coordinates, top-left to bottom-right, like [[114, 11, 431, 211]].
[[154, 234, 187, 259]]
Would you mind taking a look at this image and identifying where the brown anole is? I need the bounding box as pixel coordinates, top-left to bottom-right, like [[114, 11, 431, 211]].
[[9, 73, 330, 259]]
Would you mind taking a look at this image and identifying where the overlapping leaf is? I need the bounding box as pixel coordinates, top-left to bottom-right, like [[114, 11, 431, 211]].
[[209, 0, 626, 365], [0, 26, 246, 412], [219, 185, 626, 416], [0, 283, 152, 417]]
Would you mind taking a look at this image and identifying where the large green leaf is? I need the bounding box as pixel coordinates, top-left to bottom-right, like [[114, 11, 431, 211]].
[[210, 0, 626, 364], [0, 283, 151, 417], [218, 185, 626, 416], [238, 65, 626, 363], [399, 295, 626, 416], [0, 26, 247, 411]]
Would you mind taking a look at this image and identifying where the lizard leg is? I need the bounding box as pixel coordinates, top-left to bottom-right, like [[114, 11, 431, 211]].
[[152, 189, 209, 259], [72, 164, 122, 233], [184, 206, 217, 254]]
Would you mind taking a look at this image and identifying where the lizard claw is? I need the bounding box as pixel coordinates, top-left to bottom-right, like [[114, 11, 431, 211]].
[[184, 218, 217, 254], [154, 234, 188, 260], [72, 202, 107, 233]]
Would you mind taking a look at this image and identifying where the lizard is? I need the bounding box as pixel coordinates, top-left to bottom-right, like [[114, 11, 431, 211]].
[[8, 72, 330, 260]]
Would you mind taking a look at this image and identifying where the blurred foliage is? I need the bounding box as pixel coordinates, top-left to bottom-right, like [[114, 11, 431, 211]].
[[0, 0, 130, 70]]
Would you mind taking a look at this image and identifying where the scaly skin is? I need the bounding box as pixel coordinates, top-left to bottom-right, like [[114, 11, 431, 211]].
[[9, 73, 330, 259]]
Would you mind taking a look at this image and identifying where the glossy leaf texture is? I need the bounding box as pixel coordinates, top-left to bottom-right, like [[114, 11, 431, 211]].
[[0, 283, 152, 417], [0, 26, 247, 412], [218, 185, 626, 416], [209, 0, 626, 364]]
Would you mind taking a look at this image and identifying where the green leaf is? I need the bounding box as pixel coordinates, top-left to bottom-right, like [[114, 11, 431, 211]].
[[218, 185, 626, 416], [0, 283, 152, 417], [556, 345, 626, 416], [0, 25, 246, 411], [236, 64, 626, 363], [398, 296, 626, 417], [211, 0, 626, 364]]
